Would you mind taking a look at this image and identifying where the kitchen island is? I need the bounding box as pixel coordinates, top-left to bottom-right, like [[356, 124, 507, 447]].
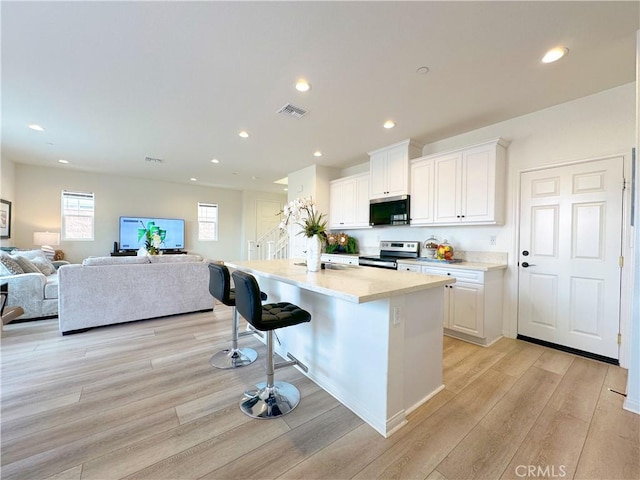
[[224, 258, 455, 437]]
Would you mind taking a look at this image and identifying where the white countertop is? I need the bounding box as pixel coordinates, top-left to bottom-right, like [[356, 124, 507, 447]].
[[224, 258, 455, 304], [396, 258, 508, 272]]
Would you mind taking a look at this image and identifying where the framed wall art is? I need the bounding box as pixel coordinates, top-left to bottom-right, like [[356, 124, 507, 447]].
[[0, 199, 12, 239]]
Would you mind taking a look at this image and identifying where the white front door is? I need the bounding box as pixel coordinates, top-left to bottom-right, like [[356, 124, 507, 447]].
[[518, 156, 624, 360], [256, 199, 282, 239]]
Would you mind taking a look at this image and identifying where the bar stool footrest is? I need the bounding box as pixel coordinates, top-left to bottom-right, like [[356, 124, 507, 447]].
[[238, 328, 264, 339]]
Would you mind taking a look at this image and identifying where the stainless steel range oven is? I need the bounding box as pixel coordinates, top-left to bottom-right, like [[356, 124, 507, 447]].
[[358, 241, 420, 270]]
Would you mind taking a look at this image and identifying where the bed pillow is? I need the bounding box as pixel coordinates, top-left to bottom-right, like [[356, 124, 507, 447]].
[[0, 255, 24, 275], [30, 255, 57, 276]]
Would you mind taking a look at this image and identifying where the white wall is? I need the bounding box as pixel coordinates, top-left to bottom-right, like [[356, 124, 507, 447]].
[[623, 31, 639, 414], [286, 164, 339, 257], [339, 83, 636, 352], [0, 157, 17, 249], [12, 164, 268, 264]]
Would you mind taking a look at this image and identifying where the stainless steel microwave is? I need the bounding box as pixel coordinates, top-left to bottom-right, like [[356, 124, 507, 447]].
[[369, 195, 410, 226]]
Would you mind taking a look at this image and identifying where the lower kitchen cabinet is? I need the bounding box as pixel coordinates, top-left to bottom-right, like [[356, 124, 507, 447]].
[[320, 253, 359, 265], [421, 265, 504, 346], [397, 263, 421, 273]]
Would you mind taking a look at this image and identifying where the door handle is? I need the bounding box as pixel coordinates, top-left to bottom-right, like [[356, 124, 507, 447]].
[[521, 262, 536, 268]]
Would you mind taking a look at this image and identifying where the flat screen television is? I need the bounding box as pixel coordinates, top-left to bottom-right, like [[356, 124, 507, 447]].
[[118, 216, 185, 252]]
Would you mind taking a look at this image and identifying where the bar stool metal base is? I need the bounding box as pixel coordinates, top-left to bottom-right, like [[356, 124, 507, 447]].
[[210, 347, 258, 369], [240, 381, 300, 418]]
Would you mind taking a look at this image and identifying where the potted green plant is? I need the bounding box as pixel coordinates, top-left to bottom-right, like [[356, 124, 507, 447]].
[[279, 197, 327, 271]]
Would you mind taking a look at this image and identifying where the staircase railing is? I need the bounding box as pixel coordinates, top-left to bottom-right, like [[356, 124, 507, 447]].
[[247, 225, 289, 260]]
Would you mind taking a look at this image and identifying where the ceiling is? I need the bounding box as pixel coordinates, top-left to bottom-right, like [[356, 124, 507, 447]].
[[2, 1, 638, 194]]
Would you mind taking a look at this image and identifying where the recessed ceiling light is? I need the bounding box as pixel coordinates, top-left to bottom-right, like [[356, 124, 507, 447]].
[[542, 47, 569, 64], [383, 120, 396, 129], [416, 66, 430, 75], [28, 124, 45, 131], [58, 159, 69, 164], [313, 151, 322, 157], [295, 79, 311, 92], [239, 131, 249, 138], [190, 177, 197, 182], [211, 159, 219, 164]]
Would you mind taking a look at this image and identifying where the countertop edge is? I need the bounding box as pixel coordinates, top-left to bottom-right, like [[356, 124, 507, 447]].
[[225, 260, 454, 304], [396, 259, 508, 272]]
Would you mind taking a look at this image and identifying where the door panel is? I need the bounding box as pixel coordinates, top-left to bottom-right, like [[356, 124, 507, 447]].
[[462, 147, 492, 220], [434, 153, 460, 223], [450, 283, 483, 337], [256, 200, 282, 238], [569, 276, 603, 336], [518, 157, 623, 360], [532, 205, 558, 256], [526, 273, 558, 328]]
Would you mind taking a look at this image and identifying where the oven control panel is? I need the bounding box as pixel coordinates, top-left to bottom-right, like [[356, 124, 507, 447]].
[[379, 241, 420, 254]]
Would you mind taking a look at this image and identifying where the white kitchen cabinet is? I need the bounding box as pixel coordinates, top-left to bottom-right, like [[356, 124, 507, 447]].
[[397, 263, 421, 273], [329, 173, 370, 229], [409, 156, 435, 225], [369, 139, 423, 199], [429, 138, 507, 225], [320, 253, 359, 265], [421, 265, 504, 346]]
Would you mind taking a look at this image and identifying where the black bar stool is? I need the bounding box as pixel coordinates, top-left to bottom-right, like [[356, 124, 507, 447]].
[[232, 270, 311, 419], [208, 263, 266, 369]]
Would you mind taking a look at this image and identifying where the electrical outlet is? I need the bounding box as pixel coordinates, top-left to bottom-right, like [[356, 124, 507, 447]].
[[489, 235, 496, 246], [393, 307, 401, 325]]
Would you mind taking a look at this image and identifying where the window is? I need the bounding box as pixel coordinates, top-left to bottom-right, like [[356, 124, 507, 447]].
[[61, 191, 94, 240], [198, 202, 218, 241]]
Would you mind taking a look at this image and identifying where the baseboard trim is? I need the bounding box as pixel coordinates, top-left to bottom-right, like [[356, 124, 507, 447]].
[[623, 397, 640, 415], [517, 334, 619, 366]]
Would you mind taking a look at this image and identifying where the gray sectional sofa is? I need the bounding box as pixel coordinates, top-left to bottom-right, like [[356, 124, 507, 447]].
[[0, 249, 69, 320], [58, 254, 214, 334]]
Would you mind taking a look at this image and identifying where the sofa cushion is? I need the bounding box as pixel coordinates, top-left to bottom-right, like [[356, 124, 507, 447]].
[[12, 255, 42, 274], [44, 275, 59, 300], [10, 249, 48, 260], [82, 256, 151, 266], [148, 254, 203, 263], [31, 256, 57, 276], [0, 255, 24, 275]]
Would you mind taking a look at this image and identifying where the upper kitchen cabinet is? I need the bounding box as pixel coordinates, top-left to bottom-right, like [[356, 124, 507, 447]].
[[409, 156, 435, 225], [369, 139, 423, 199], [329, 172, 370, 229], [430, 138, 508, 225]]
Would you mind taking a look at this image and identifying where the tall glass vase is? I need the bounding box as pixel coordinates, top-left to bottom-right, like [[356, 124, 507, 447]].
[[306, 234, 322, 272]]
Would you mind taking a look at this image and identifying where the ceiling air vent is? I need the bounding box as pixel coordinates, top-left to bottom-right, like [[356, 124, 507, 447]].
[[145, 156, 164, 164], [277, 103, 308, 119]]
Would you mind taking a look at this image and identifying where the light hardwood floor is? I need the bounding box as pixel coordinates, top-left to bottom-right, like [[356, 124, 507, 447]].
[[1, 306, 638, 480]]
